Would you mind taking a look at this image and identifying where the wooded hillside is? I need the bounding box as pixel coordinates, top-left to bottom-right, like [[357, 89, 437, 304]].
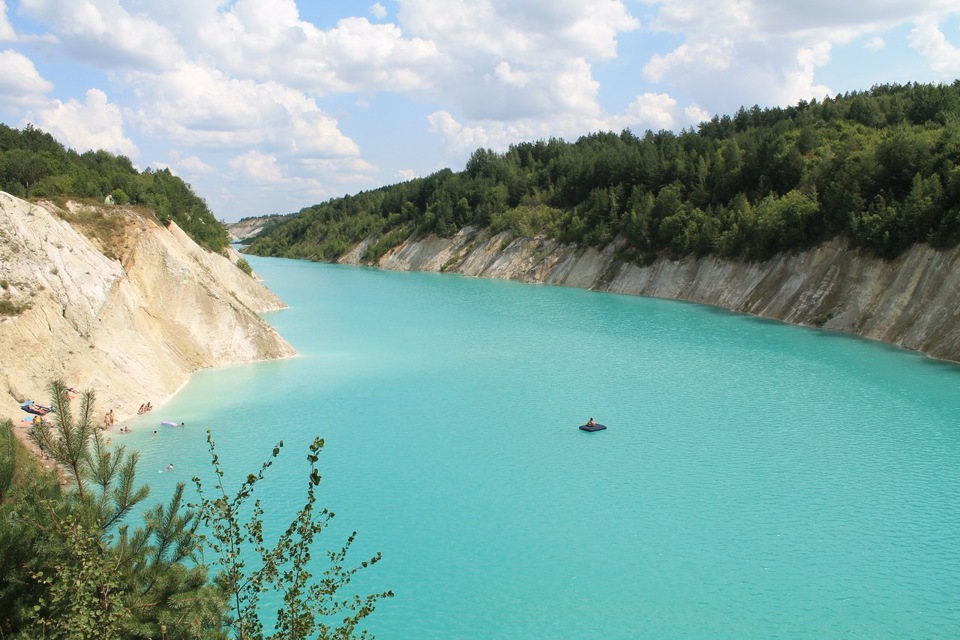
[[0, 124, 229, 252], [246, 81, 960, 263]]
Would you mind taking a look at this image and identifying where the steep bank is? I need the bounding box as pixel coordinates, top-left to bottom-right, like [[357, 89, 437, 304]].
[[339, 227, 960, 363], [226, 215, 286, 242], [0, 192, 295, 435]]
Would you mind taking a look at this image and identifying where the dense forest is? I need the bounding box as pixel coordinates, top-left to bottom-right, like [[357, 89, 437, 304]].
[[247, 81, 960, 264], [0, 124, 229, 252]]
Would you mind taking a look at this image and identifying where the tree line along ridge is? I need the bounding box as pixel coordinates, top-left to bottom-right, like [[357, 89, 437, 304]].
[[245, 81, 960, 264], [0, 124, 229, 253]]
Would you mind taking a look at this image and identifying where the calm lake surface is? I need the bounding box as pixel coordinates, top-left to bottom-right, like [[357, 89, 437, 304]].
[[123, 255, 960, 638]]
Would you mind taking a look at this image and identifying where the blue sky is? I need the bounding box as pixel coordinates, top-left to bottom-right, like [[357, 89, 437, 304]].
[[1, 1, 959, 222]]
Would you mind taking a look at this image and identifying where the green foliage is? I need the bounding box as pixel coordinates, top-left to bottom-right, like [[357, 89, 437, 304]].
[[236, 258, 254, 277], [192, 432, 393, 640], [0, 422, 15, 504], [363, 225, 413, 263], [2, 379, 227, 639], [0, 124, 229, 252], [490, 204, 564, 239], [0, 295, 29, 316], [0, 380, 393, 640], [110, 187, 130, 205], [247, 81, 960, 263], [2, 380, 392, 639]]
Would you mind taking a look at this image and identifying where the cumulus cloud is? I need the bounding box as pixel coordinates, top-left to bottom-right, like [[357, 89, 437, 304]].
[[127, 63, 360, 158], [299, 156, 378, 185], [0, 1, 15, 41], [643, 37, 735, 82], [909, 19, 960, 76], [226, 149, 377, 193], [865, 36, 885, 51], [400, 0, 638, 60], [428, 90, 708, 162], [28, 88, 137, 157], [776, 41, 833, 106], [625, 93, 679, 130], [617, 95, 711, 132], [395, 0, 637, 122], [428, 110, 556, 157], [370, 2, 387, 20], [0, 49, 53, 106], [641, 0, 959, 112], [175, 155, 216, 175], [684, 103, 712, 125], [189, 6, 442, 94], [101, 0, 640, 145], [229, 150, 284, 184], [18, 0, 184, 70]]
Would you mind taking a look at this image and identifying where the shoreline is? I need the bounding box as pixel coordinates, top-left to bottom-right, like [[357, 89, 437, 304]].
[[334, 229, 960, 365], [7, 352, 300, 484]]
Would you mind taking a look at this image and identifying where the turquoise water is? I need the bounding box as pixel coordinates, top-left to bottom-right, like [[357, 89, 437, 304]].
[[120, 256, 960, 638]]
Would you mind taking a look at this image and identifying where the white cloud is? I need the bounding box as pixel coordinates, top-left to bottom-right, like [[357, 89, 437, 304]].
[[641, 0, 960, 112], [188, 6, 442, 94], [0, 1, 15, 41], [397, 168, 418, 181], [684, 103, 711, 125], [229, 150, 284, 184], [28, 88, 137, 157], [909, 19, 960, 76], [400, 0, 638, 60], [19, 0, 184, 70], [643, 37, 735, 82], [127, 63, 360, 158], [427, 110, 539, 157], [865, 36, 885, 51], [428, 90, 707, 163], [619, 93, 679, 131], [370, 2, 387, 20], [395, 0, 637, 121], [776, 41, 833, 106], [299, 156, 378, 185], [0, 49, 53, 106], [494, 61, 531, 88], [175, 155, 216, 175], [225, 149, 377, 197]]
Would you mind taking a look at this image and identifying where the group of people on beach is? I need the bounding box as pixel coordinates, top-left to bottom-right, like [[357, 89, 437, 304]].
[[104, 409, 116, 428], [137, 402, 153, 415]]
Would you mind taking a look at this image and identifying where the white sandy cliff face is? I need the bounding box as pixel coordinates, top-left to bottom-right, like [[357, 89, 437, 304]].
[[0, 192, 295, 433], [341, 226, 960, 363]]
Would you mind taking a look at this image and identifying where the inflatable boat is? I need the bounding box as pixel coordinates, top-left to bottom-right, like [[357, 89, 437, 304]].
[[21, 401, 54, 416], [579, 422, 607, 432]]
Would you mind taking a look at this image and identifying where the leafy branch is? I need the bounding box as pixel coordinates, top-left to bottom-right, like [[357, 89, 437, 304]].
[[192, 432, 392, 640]]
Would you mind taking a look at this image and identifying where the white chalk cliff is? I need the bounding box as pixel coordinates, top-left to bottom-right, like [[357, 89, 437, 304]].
[[0, 192, 295, 433], [339, 226, 960, 363]]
